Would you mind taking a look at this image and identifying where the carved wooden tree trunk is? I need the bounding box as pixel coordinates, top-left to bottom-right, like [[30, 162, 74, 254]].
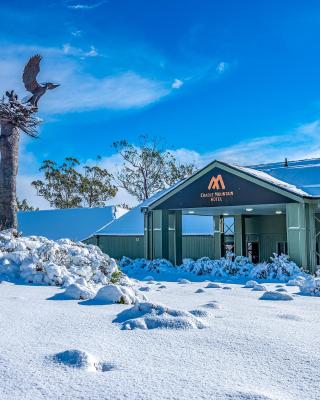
[[0, 122, 20, 229]]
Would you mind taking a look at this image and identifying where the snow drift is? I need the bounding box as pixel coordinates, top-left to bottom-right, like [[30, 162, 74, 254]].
[[93, 283, 146, 304], [51, 349, 113, 372], [0, 230, 119, 286], [64, 283, 96, 300], [119, 301, 208, 330], [260, 291, 294, 301]]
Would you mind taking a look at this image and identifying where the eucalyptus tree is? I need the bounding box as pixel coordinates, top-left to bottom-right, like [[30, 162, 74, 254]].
[[113, 135, 197, 202]]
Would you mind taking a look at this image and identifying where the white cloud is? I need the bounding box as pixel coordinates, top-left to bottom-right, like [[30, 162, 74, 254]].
[[17, 174, 51, 209], [216, 61, 228, 74], [67, 1, 107, 10], [62, 43, 98, 58], [170, 120, 320, 168], [0, 44, 171, 114], [172, 79, 184, 89], [85, 46, 98, 57], [42, 71, 169, 113], [71, 30, 82, 37]]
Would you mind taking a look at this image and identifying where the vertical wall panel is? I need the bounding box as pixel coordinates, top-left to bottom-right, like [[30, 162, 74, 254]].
[[182, 235, 214, 260]]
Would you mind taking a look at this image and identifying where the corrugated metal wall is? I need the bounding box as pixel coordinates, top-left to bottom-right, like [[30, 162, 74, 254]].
[[85, 234, 215, 260], [182, 235, 214, 259], [93, 236, 144, 260], [85, 214, 286, 263]]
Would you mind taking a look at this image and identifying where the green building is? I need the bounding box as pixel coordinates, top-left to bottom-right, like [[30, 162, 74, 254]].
[[89, 158, 320, 272]]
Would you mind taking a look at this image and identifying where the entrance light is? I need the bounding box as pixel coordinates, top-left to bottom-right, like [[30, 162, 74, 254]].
[[245, 208, 253, 212], [223, 213, 229, 216], [188, 210, 195, 214], [275, 210, 282, 214]]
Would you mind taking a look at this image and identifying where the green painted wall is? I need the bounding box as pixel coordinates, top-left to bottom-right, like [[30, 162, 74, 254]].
[[84, 235, 144, 260], [245, 215, 287, 261], [85, 234, 215, 261], [286, 203, 317, 272], [182, 235, 214, 259]]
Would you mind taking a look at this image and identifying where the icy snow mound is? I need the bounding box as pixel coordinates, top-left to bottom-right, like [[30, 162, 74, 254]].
[[52, 349, 113, 372], [260, 291, 294, 301], [64, 283, 96, 300], [299, 277, 320, 296], [94, 284, 145, 304], [121, 302, 208, 330], [286, 277, 305, 287], [252, 284, 267, 292], [0, 230, 119, 286], [206, 282, 222, 288], [120, 254, 306, 282], [245, 280, 258, 288], [178, 278, 191, 284]]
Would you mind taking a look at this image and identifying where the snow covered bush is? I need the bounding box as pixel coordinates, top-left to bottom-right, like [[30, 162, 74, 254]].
[[0, 229, 120, 286], [121, 253, 305, 282], [120, 256, 173, 274], [253, 254, 303, 281], [299, 277, 320, 296]]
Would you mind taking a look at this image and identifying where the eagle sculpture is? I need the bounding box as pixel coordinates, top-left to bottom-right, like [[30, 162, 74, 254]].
[[22, 55, 59, 108]]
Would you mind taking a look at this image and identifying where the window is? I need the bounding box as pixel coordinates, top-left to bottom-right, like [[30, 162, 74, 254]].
[[223, 217, 234, 235], [222, 217, 235, 259], [277, 242, 288, 255]]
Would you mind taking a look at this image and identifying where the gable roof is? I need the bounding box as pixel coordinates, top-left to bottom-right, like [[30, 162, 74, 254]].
[[249, 158, 320, 196], [96, 192, 214, 236], [147, 159, 312, 211], [18, 206, 126, 241]]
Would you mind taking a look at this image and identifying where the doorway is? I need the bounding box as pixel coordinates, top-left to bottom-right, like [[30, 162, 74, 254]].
[[247, 241, 259, 264]]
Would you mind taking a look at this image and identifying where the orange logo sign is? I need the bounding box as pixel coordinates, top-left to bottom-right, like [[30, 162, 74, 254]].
[[208, 175, 226, 190]]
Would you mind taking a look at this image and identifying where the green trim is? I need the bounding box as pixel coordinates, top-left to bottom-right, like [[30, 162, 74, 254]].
[[148, 160, 311, 210]]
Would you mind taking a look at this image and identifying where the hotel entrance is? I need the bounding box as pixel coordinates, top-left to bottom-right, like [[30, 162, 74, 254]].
[[143, 160, 319, 272]]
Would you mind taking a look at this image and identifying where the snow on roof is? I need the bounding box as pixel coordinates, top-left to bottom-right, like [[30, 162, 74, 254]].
[[233, 165, 310, 197], [248, 158, 320, 197], [18, 206, 124, 241], [97, 192, 214, 236]]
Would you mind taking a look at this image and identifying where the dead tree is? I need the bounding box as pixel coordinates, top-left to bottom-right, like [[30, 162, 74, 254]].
[[0, 55, 59, 229]]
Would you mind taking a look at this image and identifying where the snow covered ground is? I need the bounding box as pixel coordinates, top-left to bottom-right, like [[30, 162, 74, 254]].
[[1, 276, 320, 400]]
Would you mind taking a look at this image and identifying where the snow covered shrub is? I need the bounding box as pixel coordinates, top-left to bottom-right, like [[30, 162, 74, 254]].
[[252, 254, 304, 281], [181, 256, 252, 278], [119, 256, 173, 274], [0, 229, 119, 286], [182, 257, 216, 275], [299, 277, 320, 296], [121, 253, 306, 282], [110, 270, 123, 284]]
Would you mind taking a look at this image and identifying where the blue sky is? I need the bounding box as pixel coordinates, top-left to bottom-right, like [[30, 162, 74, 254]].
[[2, 0, 320, 207]]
